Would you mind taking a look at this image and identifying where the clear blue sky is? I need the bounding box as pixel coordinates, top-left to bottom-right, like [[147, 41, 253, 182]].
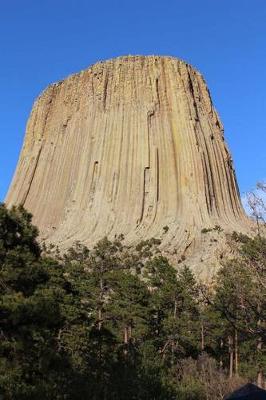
[[0, 0, 265, 201]]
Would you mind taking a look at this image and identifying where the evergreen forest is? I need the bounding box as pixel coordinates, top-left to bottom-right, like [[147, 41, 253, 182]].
[[0, 204, 265, 399]]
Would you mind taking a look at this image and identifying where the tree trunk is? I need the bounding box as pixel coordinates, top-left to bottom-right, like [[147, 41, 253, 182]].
[[257, 366, 263, 389], [256, 216, 261, 237], [174, 300, 177, 319], [98, 273, 104, 330], [124, 326, 128, 344], [228, 335, 234, 379], [234, 329, 239, 376], [201, 322, 205, 352], [98, 308, 102, 330], [171, 340, 174, 366], [128, 324, 132, 340], [219, 338, 224, 369], [257, 317, 263, 387], [123, 326, 128, 356]]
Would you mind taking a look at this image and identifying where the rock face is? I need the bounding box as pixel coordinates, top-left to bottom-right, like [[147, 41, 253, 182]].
[[6, 56, 249, 276]]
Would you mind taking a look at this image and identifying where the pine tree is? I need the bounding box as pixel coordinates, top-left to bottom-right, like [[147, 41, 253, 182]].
[[0, 205, 71, 398], [212, 234, 266, 385]]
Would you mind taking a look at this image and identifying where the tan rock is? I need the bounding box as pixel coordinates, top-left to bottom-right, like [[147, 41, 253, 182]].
[[6, 56, 250, 279]]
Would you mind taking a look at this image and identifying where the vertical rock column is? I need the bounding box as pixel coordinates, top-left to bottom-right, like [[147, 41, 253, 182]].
[[6, 55, 248, 252]]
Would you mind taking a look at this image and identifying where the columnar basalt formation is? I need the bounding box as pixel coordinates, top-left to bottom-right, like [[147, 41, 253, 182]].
[[6, 56, 249, 277]]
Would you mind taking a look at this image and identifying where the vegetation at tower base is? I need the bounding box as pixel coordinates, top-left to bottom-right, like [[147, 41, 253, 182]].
[[0, 204, 265, 399]]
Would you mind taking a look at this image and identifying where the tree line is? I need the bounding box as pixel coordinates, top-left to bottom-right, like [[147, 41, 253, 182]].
[[0, 204, 265, 399]]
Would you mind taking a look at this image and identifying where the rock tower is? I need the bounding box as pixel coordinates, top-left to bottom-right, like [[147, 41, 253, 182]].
[[6, 56, 249, 276]]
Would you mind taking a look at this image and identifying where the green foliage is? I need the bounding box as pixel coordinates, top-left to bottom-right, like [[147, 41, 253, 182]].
[[201, 227, 212, 234], [213, 224, 223, 233], [163, 225, 169, 234], [0, 204, 265, 399], [201, 233, 266, 383]]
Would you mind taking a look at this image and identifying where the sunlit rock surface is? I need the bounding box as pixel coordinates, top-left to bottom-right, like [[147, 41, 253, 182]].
[[6, 56, 250, 278]]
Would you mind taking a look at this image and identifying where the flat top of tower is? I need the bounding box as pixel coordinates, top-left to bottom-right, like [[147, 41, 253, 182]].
[[40, 54, 203, 99], [97, 54, 186, 62], [87, 54, 191, 70]]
